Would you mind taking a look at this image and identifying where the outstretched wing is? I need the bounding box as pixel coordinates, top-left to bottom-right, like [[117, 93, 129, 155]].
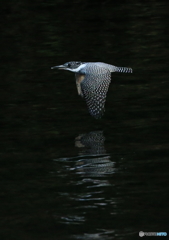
[[80, 65, 111, 119]]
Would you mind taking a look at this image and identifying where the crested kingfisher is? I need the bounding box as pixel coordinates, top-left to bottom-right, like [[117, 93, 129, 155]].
[[51, 61, 132, 119]]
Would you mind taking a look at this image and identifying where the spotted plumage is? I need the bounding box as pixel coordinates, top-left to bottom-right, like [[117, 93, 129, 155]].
[[51, 61, 132, 118]]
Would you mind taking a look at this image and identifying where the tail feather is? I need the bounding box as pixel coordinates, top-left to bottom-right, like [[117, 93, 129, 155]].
[[116, 66, 133, 73]]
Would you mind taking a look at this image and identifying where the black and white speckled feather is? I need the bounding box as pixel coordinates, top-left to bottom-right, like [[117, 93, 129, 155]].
[[80, 63, 112, 118]]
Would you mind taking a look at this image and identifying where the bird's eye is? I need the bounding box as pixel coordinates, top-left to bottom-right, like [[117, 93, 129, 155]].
[[68, 63, 71, 67]]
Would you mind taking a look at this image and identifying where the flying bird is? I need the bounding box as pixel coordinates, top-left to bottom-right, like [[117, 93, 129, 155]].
[[51, 61, 132, 119]]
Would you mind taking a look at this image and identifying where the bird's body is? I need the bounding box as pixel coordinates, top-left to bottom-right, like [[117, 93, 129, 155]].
[[51, 61, 132, 119]]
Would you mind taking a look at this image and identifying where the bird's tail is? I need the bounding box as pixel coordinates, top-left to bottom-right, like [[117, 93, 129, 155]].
[[115, 66, 133, 73]]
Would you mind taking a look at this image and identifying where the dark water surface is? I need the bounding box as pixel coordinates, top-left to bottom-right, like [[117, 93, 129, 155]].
[[1, 1, 169, 239]]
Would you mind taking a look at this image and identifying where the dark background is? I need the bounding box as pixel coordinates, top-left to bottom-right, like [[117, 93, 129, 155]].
[[0, 1, 169, 239]]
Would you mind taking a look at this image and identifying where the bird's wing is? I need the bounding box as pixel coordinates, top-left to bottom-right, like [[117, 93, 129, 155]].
[[80, 65, 111, 119]]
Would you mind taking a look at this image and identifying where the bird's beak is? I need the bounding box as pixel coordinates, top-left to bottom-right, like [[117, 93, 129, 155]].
[[51, 65, 65, 70]]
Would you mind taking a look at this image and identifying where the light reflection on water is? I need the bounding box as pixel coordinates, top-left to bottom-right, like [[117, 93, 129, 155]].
[[51, 125, 169, 239], [53, 131, 119, 239]]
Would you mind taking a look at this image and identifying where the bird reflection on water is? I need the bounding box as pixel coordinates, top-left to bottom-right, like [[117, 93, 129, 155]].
[[54, 131, 115, 177], [74, 131, 115, 177], [53, 131, 116, 226]]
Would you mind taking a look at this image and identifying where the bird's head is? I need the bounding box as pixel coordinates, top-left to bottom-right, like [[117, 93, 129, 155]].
[[51, 61, 86, 72]]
